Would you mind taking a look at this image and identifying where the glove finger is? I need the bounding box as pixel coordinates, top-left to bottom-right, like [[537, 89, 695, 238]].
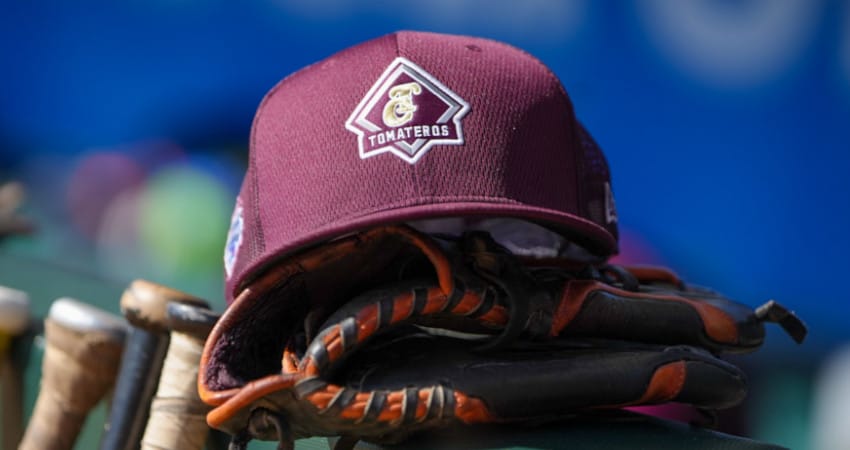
[[217, 336, 746, 445], [601, 265, 807, 347], [343, 335, 748, 417], [550, 280, 767, 354]]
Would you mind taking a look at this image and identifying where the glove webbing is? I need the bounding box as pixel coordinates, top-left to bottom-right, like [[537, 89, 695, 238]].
[[207, 278, 499, 430]]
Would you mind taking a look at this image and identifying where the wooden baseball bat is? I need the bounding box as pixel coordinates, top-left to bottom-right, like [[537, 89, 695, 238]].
[[140, 302, 221, 450], [99, 280, 207, 450], [0, 286, 30, 450], [18, 297, 127, 450]]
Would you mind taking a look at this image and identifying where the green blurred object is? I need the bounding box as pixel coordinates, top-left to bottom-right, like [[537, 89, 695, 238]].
[[135, 163, 233, 306], [138, 165, 231, 274]]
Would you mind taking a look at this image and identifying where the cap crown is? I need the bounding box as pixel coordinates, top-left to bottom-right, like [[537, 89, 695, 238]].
[[224, 31, 618, 302]]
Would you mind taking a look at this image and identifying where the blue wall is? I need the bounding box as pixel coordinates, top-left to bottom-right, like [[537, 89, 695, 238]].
[[2, 2, 848, 448]]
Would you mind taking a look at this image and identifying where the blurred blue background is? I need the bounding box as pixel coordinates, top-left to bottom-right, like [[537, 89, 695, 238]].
[[1, 1, 848, 448]]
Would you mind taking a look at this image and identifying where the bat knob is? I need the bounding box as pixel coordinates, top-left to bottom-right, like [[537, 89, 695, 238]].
[[120, 279, 209, 332], [20, 298, 126, 450], [166, 302, 220, 337], [48, 297, 128, 343]]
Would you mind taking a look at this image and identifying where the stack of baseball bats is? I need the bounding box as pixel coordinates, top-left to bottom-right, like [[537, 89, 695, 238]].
[[2, 280, 228, 450], [2, 183, 230, 449]]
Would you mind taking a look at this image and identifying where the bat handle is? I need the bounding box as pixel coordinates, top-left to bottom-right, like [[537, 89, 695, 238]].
[[1, 345, 24, 450], [99, 328, 169, 450], [100, 279, 208, 450], [18, 319, 124, 450], [1, 284, 30, 450], [140, 330, 209, 450]]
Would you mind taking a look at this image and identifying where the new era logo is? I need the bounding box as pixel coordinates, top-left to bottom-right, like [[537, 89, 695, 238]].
[[345, 57, 470, 164]]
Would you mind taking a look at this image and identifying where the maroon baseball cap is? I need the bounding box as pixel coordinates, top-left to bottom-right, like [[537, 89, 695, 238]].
[[223, 31, 619, 303]]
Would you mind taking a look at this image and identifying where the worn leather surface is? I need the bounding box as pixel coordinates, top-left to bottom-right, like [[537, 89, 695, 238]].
[[332, 411, 786, 450]]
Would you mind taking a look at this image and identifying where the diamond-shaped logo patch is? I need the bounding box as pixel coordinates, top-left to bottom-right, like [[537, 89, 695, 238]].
[[345, 57, 471, 164]]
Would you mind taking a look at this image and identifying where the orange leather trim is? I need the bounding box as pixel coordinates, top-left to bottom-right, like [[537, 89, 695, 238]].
[[391, 292, 415, 323], [390, 226, 454, 295], [377, 391, 406, 422], [324, 326, 344, 363], [624, 265, 682, 287], [618, 284, 738, 344], [549, 280, 599, 336], [206, 373, 299, 428], [198, 384, 239, 407], [306, 385, 439, 424], [592, 361, 687, 410], [449, 292, 483, 315], [355, 303, 379, 342], [378, 404, 403, 422], [453, 392, 491, 424], [340, 392, 373, 420], [477, 305, 509, 326], [550, 281, 739, 344], [322, 329, 337, 346], [423, 288, 448, 314], [303, 359, 319, 378], [634, 361, 686, 404], [300, 326, 347, 376], [306, 384, 339, 410], [281, 348, 299, 374], [415, 389, 430, 420]]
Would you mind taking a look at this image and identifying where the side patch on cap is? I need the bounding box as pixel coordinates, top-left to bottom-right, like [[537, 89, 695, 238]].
[[224, 200, 244, 279], [345, 57, 470, 164], [605, 182, 618, 224]]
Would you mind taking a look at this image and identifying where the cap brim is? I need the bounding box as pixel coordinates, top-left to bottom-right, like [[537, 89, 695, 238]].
[[236, 200, 617, 297]]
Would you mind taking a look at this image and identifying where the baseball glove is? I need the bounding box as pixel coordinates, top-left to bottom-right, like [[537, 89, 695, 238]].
[[198, 224, 805, 449]]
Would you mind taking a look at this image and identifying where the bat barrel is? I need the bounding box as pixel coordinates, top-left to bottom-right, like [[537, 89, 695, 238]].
[[0, 286, 30, 450], [19, 297, 126, 450], [140, 302, 220, 450], [100, 280, 207, 450]]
